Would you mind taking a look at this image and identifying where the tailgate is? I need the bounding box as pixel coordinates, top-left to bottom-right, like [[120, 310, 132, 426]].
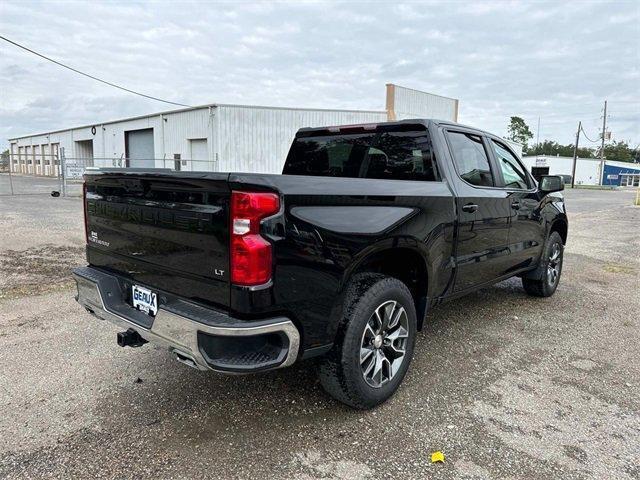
[[84, 171, 231, 307]]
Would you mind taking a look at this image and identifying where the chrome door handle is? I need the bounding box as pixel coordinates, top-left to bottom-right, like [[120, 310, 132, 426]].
[[511, 202, 521, 210], [462, 203, 478, 213]]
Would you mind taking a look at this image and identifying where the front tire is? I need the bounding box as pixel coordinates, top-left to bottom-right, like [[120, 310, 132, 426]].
[[318, 274, 417, 409], [522, 231, 564, 297]]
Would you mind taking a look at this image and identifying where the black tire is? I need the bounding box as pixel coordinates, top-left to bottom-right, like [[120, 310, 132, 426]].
[[318, 273, 417, 409], [522, 231, 564, 297]]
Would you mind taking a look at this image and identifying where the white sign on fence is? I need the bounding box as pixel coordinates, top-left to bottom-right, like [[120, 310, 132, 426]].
[[65, 163, 85, 179]]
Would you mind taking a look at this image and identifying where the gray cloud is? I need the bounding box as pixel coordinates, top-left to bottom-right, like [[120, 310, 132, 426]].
[[1, 0, 638, 149]]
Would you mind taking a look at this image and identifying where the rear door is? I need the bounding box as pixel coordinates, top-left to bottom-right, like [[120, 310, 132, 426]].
[[444, 129, 512, 292], [488, 138, 544, 270]]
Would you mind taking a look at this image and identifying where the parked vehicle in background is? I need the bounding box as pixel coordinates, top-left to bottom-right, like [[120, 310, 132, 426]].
[[74, 119, 567, 409]]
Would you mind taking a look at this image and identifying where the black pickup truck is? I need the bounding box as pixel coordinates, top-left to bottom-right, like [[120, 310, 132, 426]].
[[74, 119, 567, 409]]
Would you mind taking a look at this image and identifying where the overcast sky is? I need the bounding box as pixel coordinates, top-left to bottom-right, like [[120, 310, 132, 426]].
[[1, 0, 639, 151]]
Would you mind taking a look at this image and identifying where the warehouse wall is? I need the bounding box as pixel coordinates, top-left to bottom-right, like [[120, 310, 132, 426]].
[[214, 105, 388, 173], [521, 156, 601, 185], [9, 108, 214, 172], [10, 105, 388, 175], [386, 84, 458, 122]]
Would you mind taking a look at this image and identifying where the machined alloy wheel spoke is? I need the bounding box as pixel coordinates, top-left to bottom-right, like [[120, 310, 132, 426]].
[[385, 326, 408, 356], [360, 346, 375, 365], [360, 300, 410, 388], [547, 242, 562, 286]]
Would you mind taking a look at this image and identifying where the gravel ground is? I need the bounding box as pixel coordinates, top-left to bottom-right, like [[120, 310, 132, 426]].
[[0, 173, 83, 197], [0, 188, 638, 479]]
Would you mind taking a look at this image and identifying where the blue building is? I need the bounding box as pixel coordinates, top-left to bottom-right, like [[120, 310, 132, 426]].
[[602, 161, 640, 187]]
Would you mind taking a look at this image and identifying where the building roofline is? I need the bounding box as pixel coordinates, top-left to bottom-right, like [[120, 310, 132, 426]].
[[8, 102, 387, 141], [386, 83, 459, 102]]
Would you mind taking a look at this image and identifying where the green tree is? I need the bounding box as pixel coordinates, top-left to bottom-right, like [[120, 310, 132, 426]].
[[0, 149, 8, 172], [507, 116, 534, 150], [602, 140, 639, 163], [527, 141, 594, 158]]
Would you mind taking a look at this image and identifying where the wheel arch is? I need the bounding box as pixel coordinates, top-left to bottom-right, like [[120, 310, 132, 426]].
[[549, 217, 568, 244], [343, 241, 430, 330]]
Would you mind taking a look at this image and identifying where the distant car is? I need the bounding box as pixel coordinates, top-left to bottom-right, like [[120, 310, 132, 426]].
[[74, 119, 568, 409], [559, 174, 572, 185]]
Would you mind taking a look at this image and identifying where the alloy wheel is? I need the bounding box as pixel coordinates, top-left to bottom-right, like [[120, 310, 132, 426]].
[[360, 300, 409, 388], [547, 242, 562, 287]]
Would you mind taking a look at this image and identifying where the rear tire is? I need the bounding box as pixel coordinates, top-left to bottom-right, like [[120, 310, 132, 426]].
[[522, 231, 564, 297], [318, 273, 417, 409]]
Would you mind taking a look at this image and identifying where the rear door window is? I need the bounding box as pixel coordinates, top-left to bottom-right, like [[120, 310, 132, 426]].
[[283, 129, 438, 181], [447, 131, 494, 187]]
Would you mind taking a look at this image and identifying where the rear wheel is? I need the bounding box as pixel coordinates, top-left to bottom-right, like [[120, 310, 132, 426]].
[[522, 231, 564, 297], [318, 274, 417, 409]]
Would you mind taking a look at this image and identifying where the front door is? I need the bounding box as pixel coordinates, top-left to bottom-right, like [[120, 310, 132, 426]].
[[489, 138, 544, 271], [445, 130, 512, 292]]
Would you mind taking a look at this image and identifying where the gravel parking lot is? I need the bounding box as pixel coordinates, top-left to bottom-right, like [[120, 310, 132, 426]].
[[0, 173, 83, 197], [1, 188, 638, 479]]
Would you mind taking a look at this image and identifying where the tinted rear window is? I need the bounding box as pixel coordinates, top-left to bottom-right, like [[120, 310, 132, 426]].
[[283, 129, 438, 181]]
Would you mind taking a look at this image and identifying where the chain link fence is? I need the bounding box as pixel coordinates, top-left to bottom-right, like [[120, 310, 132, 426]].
[[1, 154, 216, 197]]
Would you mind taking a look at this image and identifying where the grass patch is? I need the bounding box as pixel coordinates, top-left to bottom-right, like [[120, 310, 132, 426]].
[[571, 185, 619, 190], [603, 263, 635, 274], [0, 281, 75, 302]]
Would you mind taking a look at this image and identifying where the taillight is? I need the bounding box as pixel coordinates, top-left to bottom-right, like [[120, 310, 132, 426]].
[[82, 182, 89, 241], [230, 191, 280, 286]]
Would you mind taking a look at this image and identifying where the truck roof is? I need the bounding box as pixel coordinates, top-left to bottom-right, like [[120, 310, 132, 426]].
[[296, 118, 494, 137]]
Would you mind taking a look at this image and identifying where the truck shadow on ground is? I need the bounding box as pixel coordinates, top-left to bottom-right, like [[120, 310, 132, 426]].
[[92, 275, 545, 443]]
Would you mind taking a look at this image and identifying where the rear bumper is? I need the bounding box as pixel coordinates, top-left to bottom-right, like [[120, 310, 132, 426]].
[[72, 266, 300, 373]]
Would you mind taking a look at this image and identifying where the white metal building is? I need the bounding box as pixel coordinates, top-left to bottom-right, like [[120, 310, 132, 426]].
[[521, 155, 640, 186], [8, 84, 463, 176]]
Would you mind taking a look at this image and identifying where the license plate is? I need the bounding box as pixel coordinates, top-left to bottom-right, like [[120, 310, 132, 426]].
[[132, 285, 158, 316]]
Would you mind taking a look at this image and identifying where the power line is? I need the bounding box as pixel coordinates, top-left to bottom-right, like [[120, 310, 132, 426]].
[[0, 35, 192, 108], [580, 125, 600, 143]]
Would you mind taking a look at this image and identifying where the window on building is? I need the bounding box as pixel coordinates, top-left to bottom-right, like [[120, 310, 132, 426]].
[[447, 131, 494, 187]]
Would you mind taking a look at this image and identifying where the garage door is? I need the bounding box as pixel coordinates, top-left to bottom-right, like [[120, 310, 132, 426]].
[[126, 129, 155, 168]]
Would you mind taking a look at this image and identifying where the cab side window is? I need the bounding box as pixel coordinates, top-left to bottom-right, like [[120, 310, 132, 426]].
[[447, 131, 494, 187], [492, 140, 530, 189]]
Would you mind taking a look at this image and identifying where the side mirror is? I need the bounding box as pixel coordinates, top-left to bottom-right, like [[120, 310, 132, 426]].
[[539, 175, 564, 194]]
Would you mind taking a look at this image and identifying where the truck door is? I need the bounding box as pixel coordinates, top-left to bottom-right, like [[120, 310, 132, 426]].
[[488, 138, 544, 271], [445, 130, 512, 292]]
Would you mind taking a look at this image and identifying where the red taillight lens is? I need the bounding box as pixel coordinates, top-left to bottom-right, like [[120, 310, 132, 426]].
[[82, 182, 89, 241], [230, 191, 280, 286]]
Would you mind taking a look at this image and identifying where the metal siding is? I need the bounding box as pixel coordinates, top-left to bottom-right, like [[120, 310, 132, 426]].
[[215, 106, 387, 173], [392, 85, 457, 121], [161, 109, 211, 170], [8, 105, 389, 174], [521, 156, 601, 185]]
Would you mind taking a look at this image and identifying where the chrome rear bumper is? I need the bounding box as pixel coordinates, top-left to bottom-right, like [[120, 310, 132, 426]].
[[73, 267, 300, 373]]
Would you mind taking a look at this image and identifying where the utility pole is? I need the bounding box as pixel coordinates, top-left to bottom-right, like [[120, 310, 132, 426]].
[[536, 116, 540, 161], [571, 121, 581, 188], [599, 100, 607, 185]]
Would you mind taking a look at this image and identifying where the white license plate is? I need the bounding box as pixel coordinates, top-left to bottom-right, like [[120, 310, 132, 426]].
[[132, 285, 158, 316]]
